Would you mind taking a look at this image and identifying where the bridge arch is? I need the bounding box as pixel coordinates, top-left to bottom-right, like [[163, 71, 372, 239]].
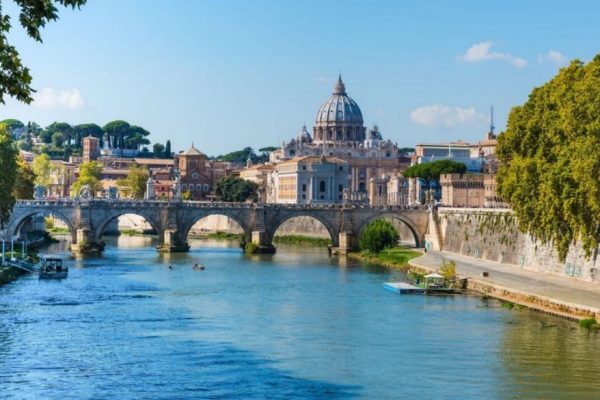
[[180, 210, 253, 244], [92, 210, 163, 243], [355, 212, 423, 248], [267, 212, 339, 247], [6, 209, 77, 244]]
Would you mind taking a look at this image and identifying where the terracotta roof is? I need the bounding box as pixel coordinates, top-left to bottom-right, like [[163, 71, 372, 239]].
[[133, 158, 174, 166], [180, 143, 205, 156]]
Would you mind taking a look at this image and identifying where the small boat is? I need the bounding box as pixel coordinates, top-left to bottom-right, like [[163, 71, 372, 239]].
[[39, 256, 68, 279], [192, 263, 205, 270], [384, 273, 460, 295]]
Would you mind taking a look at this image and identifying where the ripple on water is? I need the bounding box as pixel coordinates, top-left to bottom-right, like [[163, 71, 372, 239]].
[[0, 239, 599, 399]]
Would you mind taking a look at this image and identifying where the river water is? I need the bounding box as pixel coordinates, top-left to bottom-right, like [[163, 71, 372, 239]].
[[1, 236, 599, 399]]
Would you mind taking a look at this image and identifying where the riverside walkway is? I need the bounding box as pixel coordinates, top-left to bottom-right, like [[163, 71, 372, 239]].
[[412, 251, 600, 319]]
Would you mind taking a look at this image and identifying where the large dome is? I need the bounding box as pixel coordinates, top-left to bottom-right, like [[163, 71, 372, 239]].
[[315, 76, 363, 125]]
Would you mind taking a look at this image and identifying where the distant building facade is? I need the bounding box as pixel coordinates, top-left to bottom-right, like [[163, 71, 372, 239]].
[[267, 156, 349, 204]]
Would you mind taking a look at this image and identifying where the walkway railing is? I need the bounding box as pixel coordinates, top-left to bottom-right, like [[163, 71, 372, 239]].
[[4, 259, 37, 274]]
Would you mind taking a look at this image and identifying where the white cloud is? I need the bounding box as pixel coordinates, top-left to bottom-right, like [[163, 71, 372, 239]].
[[410, 105, 485, 127], [32, 87, 85, 110], [457, 41, 527, 67], [538, 50, 568, 65], [315, 75, 334, 84]]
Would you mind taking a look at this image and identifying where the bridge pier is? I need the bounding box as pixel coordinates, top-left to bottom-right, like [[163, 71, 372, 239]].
[[329, 231, 357, 255], [157, 229, 190, 253], [71, 228, 105, 254], [249, 230, 276, 254]]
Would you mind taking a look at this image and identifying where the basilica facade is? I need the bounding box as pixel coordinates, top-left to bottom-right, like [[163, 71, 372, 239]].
[[268, 76, 410, 202]]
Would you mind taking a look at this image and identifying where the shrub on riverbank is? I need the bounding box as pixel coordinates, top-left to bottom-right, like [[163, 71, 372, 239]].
[[579, 318, 599, 331], [352, 247, 421, 269], [244, 242, 260, 254], [439, 259, 456, 279], [359, 220, 399, 253]]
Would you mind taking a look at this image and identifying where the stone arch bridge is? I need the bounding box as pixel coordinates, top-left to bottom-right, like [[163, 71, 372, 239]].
[[5, 200, 429, 254]]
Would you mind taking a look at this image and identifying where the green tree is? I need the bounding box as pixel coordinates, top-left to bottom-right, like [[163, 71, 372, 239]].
[[215, 176, 258, 202], [73, 123, 103, 148], [218, 147, 258, 163], [17, 133, 33, 151], [116, 165, 149, 199], [359, 219, 400, 253], [497, 55, 600, 260], [0, 1, 86, 104], [13, 156, 35, 199], [44, 121, 73, 147], [51, 131, 64, 147], [153, 143, 165, 155], [0, 125, 18, 228], [0, 118, 24, 135], [32, 153, 52, 187], [103, 120, 130, 149], [71, 161, 103, 197], [403, 159, 467, 188], [164, 140, 171, 158]]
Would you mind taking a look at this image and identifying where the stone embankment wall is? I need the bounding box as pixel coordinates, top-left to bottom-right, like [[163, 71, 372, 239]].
[[437, 208, 599, 283]]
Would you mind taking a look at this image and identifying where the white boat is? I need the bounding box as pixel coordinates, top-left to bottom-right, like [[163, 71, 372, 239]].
[[39, 256, 68, 279]]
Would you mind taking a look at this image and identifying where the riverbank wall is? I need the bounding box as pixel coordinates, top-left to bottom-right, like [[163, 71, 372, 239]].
[[409, 255, 599, 321], [432, 208, 599, 284]]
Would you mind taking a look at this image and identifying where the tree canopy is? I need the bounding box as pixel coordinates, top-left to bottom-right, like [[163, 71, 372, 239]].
[[71, 161, 103, 196], [359, 219, 400, 253], [32, 153, 52, 187], [116, 165, 148, 199], [13, 156, 34, 199], [403, 159, 467, 187], [0, 125, 17, 227], [215, 176, 258, 202], [0, 0, 86, 104], [497, 55, 600, 261]]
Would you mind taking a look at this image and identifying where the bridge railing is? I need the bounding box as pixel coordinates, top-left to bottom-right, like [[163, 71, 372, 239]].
[[15, 198, 427, 211]]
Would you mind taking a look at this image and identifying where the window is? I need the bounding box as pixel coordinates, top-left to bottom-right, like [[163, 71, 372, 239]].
[[320, 180, 326, 192], [386, 151, 391, 157], [302, 165, 307, 170], [290, 150, 295, 156], [204, 184, 209, 191], [196, 184, 202, 191], [339, 184, 343, 192], [302, 194, 306, 199], [189, 185, 194, 192], [182, 184, 187, 191], [302, 184, 306, 192]]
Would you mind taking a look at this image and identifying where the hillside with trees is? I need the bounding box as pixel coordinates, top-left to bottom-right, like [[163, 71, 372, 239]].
[[1, 118, 172, 160]]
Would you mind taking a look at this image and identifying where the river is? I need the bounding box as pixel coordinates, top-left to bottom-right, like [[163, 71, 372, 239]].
[[1, 236, 599, 399]]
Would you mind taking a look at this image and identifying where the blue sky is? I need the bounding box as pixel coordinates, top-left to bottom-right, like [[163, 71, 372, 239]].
[[2, 0, 599, 155]]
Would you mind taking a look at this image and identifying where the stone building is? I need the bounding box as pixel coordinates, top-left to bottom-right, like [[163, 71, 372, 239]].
[[267, 76, 409, 200], [267, 156, 349, 204], [176, 144, 212, 200], [440, 173, 485, 207], [239, 160, 275, 202], [82, 135, 99, 162]]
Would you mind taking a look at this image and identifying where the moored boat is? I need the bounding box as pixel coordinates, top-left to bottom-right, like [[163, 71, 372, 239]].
[[39, 256, 68, 279]]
